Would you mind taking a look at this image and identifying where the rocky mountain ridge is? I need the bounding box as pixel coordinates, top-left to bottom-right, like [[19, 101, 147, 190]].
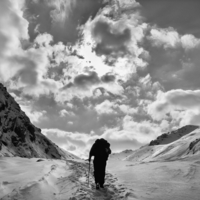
[[110, 125, 200, 163], [149, 125, 199, 146], [0, 83, 77, 159], [123, 126, 200, 163]]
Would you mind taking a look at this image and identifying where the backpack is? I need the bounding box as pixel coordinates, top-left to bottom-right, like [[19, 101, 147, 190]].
[[91, 138, 111, 160]]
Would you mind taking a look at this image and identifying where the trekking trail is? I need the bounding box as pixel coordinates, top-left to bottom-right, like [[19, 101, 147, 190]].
[[56, 160, 137, 200]]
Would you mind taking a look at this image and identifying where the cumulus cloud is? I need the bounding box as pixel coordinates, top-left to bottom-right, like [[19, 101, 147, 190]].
[[149, 27, 200, 50], [148, 89, 200, 126], [0, 1, 58, 98], [148, 28, 180, 49], [101, 127, 143, 152], [95, 100, 117, 115], [121, 115, 161, 142], [100, 115, 164, 152], [34, 33, 53, 46], [118, 104, 137, 115], [181, 34, 200, 50], [95, 99, 138, 116]]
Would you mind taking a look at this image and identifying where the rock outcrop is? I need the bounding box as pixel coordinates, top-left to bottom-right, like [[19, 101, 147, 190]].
[[0, 83, 77, 159]]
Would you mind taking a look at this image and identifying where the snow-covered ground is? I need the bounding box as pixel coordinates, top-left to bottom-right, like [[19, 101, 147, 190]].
[[1, 128, 200, 200], [1, 155, 200, 200], [0, 157, 132, 200], [108, 155, 200, 200]]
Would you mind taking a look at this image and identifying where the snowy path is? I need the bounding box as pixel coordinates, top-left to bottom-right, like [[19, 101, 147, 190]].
[[0, 158, 136, 200], [56, 160, 137, 200], [1, 156, 200, 200]]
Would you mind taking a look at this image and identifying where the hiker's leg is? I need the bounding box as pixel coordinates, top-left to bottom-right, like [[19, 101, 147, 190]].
[[93, 159, 100, 185], [102, 161, 106, 185], [99, 161, 106, 187]]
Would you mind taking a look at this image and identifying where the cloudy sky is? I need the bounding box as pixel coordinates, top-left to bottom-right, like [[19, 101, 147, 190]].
[[1, 0, 200, 158]]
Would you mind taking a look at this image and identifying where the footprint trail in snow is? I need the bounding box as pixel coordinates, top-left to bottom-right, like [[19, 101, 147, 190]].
[[56, 160, 137, 200]]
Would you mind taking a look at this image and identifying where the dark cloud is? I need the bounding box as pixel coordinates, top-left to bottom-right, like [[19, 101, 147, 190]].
[[139, 38, 200, 91], [24, 0, 108, 44], [11, 55, 38, 85], [138, 39, 184, 89], [136, 0, 200, 38], [18, 67, 38, 85], [24, 0, 52, 42], [63, 71, 116, 90], [178, 49, 200, 89], [74, 71, 100, 88], [93, 87, 106, 96], [33, 94, 57, 110], [101, 73, 116, 83], [93, 87, 116, 97], [62, 82, 74, 90], [92, 19, 131, 56], [35, 97, 101, 134]]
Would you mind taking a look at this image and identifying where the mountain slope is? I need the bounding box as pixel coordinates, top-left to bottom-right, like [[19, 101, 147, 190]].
[[124, 125, 200, 162], [0, 83, 77, 159], [149, 125, 199, 145]]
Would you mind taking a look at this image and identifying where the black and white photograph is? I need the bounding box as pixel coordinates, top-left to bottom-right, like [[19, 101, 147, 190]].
[[0, 0, 200, 199]]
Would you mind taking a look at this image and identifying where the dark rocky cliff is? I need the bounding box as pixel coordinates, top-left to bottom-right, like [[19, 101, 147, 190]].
[[0, 83, 76, 159]]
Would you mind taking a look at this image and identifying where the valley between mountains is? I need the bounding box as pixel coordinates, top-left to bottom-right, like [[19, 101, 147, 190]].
[[1, 83, 200, 200]]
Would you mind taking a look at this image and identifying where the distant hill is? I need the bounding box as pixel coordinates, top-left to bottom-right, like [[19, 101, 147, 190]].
[[0, 83, 78, 159], [110, 149, 133, 160], [124, 125, 200, 163], [149, 125, 199, 146]]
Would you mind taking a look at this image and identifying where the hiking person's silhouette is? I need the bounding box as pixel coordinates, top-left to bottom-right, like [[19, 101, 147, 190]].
[[89, 138, 111, 189]]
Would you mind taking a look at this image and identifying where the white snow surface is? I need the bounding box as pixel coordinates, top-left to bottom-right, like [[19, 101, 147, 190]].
[[0, 128, 200, 200]]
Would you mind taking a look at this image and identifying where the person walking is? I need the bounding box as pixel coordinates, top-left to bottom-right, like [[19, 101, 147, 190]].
[[89, 138, 111, 189]]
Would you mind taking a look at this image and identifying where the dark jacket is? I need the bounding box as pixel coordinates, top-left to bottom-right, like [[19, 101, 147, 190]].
[[89, 138, 111, 162]]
